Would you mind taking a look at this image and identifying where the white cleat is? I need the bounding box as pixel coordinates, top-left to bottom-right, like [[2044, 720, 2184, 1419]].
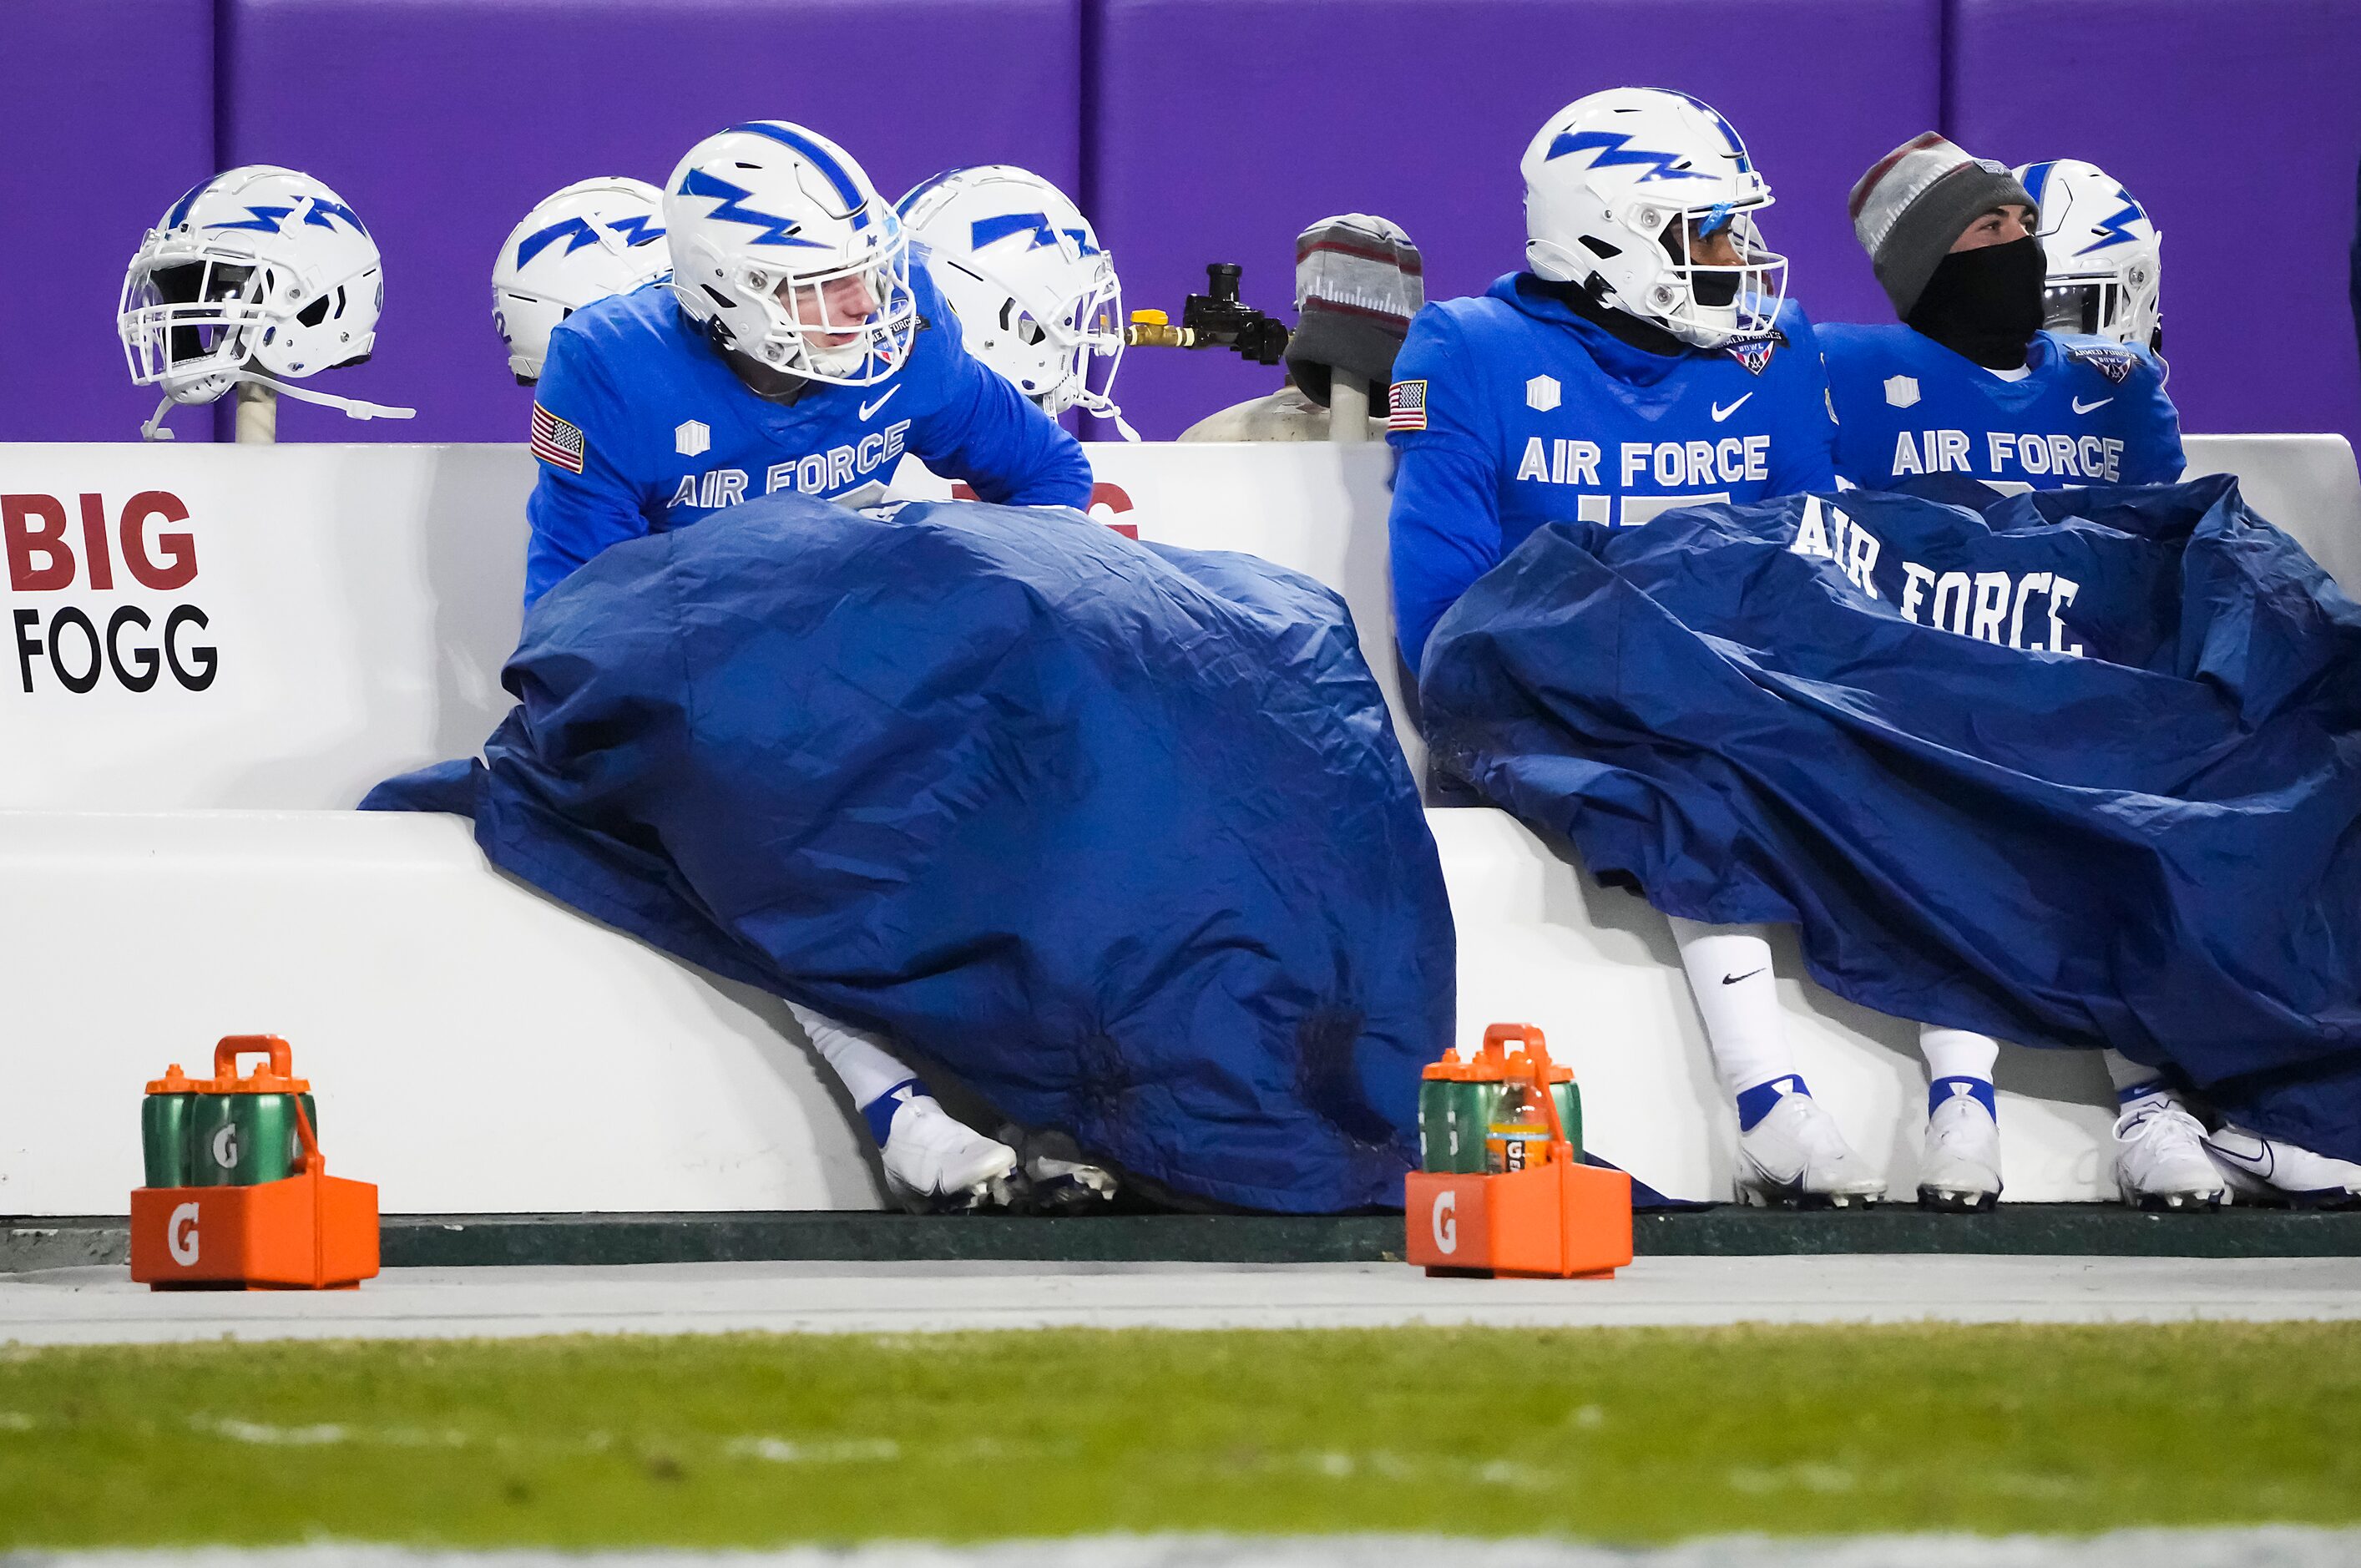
[[2202, 1125, 2361, 1209], [1003, 1126, 1120, 1213], [881, 1095, 1020, 1214], [2112, 1097, 2228, 1211], [1737, 1090, 1887, 1209], [1917, 1088, 2002, 1212]]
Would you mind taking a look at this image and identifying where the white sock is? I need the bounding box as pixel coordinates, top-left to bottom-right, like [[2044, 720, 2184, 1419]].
[[785, 999, 920, 1111], [1919, 1024, 2000, 1082], [2102, 1047, 2171, 1107], [1666, 916, 1796, 1098], [1919, 1023, 2000, 1119]]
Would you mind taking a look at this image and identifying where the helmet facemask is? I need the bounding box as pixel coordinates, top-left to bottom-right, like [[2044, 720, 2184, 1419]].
[[1629, 200, 1788, 348], [723, 238, 917, 387], [1008, 265, 1123, 417], [119, 248, 273, 404], [2038, 254, 2156, 344]]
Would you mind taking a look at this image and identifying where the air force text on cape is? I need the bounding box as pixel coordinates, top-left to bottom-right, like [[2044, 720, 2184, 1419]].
[[1791, 495, 2084, 655]]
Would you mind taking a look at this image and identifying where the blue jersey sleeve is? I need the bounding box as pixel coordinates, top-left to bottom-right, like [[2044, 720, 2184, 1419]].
[[2121, 349, 2185, 484], [1388, 308, 1505, 671], [1769, 322, 1839, 494], [523, 326, 650, 607], [904, 320, 1092, 509]]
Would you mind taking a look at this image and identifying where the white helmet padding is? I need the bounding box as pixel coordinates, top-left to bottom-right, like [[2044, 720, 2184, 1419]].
[[1522, 88, 1787, 349], [664, 121, 916, 388]]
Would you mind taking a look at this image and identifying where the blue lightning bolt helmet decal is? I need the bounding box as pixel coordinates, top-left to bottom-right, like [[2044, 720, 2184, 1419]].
[[515, 216, 603, 269], [727, 122, 872, 231], [2020, 159, 2057, 215], [677, 169, 825, 248], [959, 210, 1105, 261], [607, 213, 664, 246], [1664, 89, 1755, 173], [163, 180, 210, 229], [302, 199, 368, 235], [1544, 130, 1711, 183], [206, 204, 296, 234], [970, 211, 1058, 250], [2076, 192, 2148, 255]]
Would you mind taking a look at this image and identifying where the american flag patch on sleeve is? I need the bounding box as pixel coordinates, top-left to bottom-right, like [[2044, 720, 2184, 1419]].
[[529, 403, 586, 473], [1387, 378, 1428, 432]]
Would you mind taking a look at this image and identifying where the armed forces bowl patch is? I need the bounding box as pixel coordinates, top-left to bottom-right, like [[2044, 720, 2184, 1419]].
[[530, 402, 586, 473], [1388, 379, 1428, 432], [2065, 343, 2138, 385], [1723, 330, 1786, 376]]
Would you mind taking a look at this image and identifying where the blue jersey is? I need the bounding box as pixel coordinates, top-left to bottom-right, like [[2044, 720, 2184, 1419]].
[[523, 258, 1091, 604], [1388, 273, 1837, 666], [1821, 324, 2182, 492]]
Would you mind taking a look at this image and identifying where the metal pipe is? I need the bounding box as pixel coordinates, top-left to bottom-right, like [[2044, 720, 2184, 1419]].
[[1327, 370, 1370, 445], [235, 382, 278, 444]]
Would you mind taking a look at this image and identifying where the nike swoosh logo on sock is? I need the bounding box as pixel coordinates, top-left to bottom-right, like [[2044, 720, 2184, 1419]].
[[1721, 968, 1766, 985]]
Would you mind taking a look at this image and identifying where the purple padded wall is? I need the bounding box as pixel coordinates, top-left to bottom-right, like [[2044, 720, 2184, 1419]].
[[1949, 0, 2361, 451], [1090, 0, 1941, 439], [222, 0, 1082, 443], [0, 0, 216, 441]]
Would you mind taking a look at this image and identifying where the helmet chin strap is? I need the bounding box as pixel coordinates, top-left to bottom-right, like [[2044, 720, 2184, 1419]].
[[1075, 387, 1139, 443], [238, 371, 417, 422], [140, 373, 415, 442], [140, 395, 181, 442]]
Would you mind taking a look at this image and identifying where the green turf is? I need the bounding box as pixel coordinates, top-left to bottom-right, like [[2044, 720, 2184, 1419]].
[[6, 1323, 2358, 1547]]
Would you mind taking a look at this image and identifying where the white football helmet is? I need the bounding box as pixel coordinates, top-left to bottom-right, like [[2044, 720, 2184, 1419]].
[[897, 165, 1130, 433], [664, 121, 915, 387], [2015, 159, 2162, 352], [119, 164, 413, 435], [493, 176, 670, 383], [1522, 88, 1787, 348]]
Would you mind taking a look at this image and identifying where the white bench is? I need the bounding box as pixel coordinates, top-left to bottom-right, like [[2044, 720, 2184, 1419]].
[[0, 437, 2348, 1211]]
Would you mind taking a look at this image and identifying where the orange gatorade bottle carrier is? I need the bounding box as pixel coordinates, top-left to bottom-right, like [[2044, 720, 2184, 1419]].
[[129, 1034, 380, 1290], [1405, 1024, 1633, 1279]]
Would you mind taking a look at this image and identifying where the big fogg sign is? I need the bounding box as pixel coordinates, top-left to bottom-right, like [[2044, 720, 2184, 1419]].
[[3, 491, 215, 695]]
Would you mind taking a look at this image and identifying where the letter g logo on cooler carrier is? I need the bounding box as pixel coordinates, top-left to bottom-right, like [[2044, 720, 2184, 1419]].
[[1432, 1188, 1459, 1255], [168, 1201, 201, 1266]]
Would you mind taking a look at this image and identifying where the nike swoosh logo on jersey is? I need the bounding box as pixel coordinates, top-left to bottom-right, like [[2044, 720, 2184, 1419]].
[[1711, 393, 1754, 422], [857, 384, 904, 421], [2071, 395, 2113, 414], [1721, 968, 1766, 985]]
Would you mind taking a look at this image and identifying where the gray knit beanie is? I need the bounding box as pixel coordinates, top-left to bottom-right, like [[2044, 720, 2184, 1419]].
[[1849, 133, 2036, 319], [1284, 214, 1423, 407]]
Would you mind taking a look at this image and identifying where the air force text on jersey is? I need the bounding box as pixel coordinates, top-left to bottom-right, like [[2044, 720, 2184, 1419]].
[[1821, 325, 2182, 491], [521, 257, 1091, 605], [1387, 273, 1838, 665]]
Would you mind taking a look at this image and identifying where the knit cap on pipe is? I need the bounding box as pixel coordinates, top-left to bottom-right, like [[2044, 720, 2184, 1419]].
[[1849, 133, 2035, 319], [1285, 213, 1423, 407]]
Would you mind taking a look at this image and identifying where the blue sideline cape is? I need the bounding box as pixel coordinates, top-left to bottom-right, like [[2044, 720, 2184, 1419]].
[[1420, 476, 2361, 1158], [369, 495, 1454, 1213]]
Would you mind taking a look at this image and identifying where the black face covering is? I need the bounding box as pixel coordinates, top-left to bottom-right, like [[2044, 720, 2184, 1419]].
[[1906, 235, 2046, 369]]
